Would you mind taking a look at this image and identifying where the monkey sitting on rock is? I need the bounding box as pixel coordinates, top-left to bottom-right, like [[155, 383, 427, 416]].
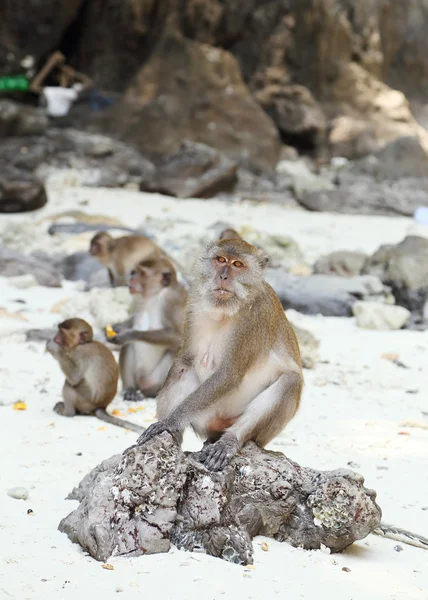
[[46, 318, 143, 432], [137, 237, 304, 471]]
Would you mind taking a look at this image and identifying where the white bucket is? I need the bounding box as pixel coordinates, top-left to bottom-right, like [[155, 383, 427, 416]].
[[42, 86, 79, 117]]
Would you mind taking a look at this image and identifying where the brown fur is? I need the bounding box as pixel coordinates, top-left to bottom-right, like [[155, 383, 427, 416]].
[[46, 318, 142, 432], [137, 239, 303, 471], [109, 257, 187, 400], [89, 232, 163, 286]]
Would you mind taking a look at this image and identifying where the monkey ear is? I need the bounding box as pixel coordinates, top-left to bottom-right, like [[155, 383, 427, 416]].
[[256, 250, 269, 269], [161, 271, 172, 287], [79, 331, 90, 344]]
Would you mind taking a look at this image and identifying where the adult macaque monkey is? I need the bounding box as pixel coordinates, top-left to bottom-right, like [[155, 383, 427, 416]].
[[89, 232, 162, 287], [137, 238, 303, 471], [109, 257, 187, 401], [46, 318, 143, 433]]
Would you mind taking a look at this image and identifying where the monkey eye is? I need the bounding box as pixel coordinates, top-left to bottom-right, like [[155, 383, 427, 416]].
[[233, 260, 244, 268], [216, 256, 227, 263]]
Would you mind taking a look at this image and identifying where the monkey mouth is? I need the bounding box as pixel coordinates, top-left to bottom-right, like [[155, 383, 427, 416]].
[[214, 287, 233, 297]]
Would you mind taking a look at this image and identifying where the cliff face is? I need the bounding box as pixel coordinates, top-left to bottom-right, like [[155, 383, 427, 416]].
[[2, 0, 428, 170]]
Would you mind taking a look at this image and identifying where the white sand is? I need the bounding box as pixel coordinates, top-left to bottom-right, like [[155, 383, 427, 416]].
[[1, 184, 428, 600]]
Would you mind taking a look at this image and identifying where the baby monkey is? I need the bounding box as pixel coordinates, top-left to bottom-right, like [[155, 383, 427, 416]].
[[137, 238, 303, 470], [46, 318, 143, 432]]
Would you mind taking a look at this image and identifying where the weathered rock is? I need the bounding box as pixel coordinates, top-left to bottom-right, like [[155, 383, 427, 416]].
[[277, 160, 334, 199], [290, 324, 320, 369], [104, 34, 281, 174], [253, 80, 327, 151], [0, 100, 48, 137], [59, 252, 109, 287], [353, 301, 410, 331], [59, 434, 381, 564], [140, 141, 238, 198], [314, 251, 368, 277], [363, 236, 428, 327], [239, 226, 303, 269], [0, 245, 62, 287], [299, 182, 428, 217], [0, 172, 47, 213], [0, 129, 155, 189], [265, 269, 387, 317]]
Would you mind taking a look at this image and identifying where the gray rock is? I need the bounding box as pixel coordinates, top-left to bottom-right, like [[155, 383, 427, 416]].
[[354, 137, 428, 180], [0, 171, 47, 213], [0, 100, 48, 137], [290, 324, 320, 369], [353, 301, 410, 330], [0, 245, 62, 287], [363, 236, 428, 328], [314, 251, 368, 277], [265, 269, 387, 316], [276, 160, 334, 199], [59, 434, 381, 564], [140, 141, 238, 199], [7, 486, 29, 500], [25, 328, 57, 342], [0, 128, 155, 189]]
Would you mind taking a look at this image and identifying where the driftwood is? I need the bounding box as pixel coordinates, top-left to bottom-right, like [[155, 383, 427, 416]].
[[59, 433, 381, 565]]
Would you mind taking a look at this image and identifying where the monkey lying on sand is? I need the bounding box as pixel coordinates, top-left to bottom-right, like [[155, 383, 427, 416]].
[[46, 318, 143, 433]]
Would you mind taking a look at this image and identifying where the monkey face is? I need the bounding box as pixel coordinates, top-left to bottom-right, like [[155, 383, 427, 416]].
[[198, 239, 268, 310], [129, 259, 175, 297], [89, 233, 113, 258], [54, 319, 93, 350]]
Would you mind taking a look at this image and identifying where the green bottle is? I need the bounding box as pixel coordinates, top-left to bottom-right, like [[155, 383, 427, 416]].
[[0, 75, 30, 91]]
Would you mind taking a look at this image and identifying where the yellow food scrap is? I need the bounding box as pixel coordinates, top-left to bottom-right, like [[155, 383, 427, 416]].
[[105, 324, 116, 338], [260, 542, 269, 552], [102, 563, 114, 570], [112, 409, 125, 417], [98, 426, 106, 431], [13, 401, 27, 411], [128, 406, 145, 413], [381, 352, 399, 361]]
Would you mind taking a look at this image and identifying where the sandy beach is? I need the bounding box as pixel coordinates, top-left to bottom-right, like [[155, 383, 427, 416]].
[[1, 183, 428, 600]]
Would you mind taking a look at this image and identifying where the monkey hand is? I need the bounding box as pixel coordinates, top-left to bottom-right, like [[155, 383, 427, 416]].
[[136, 420, 180, 446], [108, 331, 132, 345], [45, 339, 59, 356], [199, 434, 239, 471]]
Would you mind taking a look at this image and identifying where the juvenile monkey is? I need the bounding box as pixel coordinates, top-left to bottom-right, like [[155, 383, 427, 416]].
[[46, 318, 143, 433], [137, 238, 303, 470], [109, 256, 187, 402], [89, 232, 162, 287]]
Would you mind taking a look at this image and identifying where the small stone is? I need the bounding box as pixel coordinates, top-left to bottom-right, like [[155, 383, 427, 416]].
[[7, 274, 38, 289], [289, 263, 313, 276], [260, 542, 269, 551], [27, 508, 34, 514], [102, 563, 114, 570], [381, 352, 399, 362], [342, 567, 351, 573], [347, 461, 360, 469], [7, 487, 29, 500], [352, 301, 410, 330], [76, 452, 83, 456], [394, 545, 403, 552]]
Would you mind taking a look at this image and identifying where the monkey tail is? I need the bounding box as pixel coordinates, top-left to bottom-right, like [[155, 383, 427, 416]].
[[373, 523, 428, 550], [95, 408, 144, 434]]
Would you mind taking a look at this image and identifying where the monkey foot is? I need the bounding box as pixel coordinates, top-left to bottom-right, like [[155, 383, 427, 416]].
[[198, 436, 239, 471], [123, 388, 145, 402], [137, 420, 181, 446], [54, 401, 65, 415]]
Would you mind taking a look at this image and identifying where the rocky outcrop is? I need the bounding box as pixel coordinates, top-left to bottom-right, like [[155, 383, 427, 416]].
[[140, 141, 238, 198], [103, 34, 281, 173], [0, 172, 47, 213], [0, 127, 155, 189], [59, 433, 381, 564], [363, 236, 428, 328]]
